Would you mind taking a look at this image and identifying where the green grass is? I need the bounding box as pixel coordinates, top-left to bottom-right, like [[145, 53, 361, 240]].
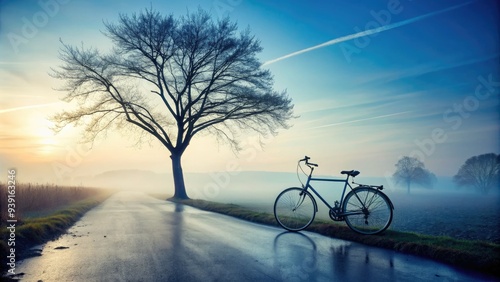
[[169, 197, 500, 277], [0, 191, 113, 274]]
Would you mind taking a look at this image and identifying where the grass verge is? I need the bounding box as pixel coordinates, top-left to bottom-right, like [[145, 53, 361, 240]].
[[169, 198, 500, 277], [0, 191, 113, 275]]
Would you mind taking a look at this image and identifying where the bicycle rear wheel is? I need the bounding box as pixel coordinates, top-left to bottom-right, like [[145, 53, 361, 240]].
[[274, 187, 316, 231], [342, 187, 393, 235]]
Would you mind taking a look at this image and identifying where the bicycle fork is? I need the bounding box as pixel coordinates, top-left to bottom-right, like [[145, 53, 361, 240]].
[[292, 191, 308, 211]]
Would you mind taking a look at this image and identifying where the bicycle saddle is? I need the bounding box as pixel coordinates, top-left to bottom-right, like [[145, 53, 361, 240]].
[[341, 170, 360, 177]]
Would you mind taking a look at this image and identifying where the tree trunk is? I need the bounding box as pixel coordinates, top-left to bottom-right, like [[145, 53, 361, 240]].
[[170, 152, 189, 199], [406, 180, 411, 194]]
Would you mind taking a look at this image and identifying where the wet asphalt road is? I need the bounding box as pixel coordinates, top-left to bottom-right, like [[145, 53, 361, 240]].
[[14, 191, 495, 281]]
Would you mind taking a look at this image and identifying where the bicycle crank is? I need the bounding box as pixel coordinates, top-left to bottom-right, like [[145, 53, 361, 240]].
[[329, 208, 344, 221]]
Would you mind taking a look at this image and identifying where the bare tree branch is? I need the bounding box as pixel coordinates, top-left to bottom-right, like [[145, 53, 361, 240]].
[[51, 8, 294, 199], [393, 156, 436, 193], [453, 153, 500, 194]]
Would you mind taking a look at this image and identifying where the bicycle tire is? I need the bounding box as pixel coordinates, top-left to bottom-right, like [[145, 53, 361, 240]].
[[342, 187, 393, 235], [274, 187, 317, 231]]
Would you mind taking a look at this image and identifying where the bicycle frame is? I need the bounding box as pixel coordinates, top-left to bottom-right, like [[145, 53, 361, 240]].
[[302, 170, 348, 209], [274, 156, 394, 234], [301, 166, 366, 216]]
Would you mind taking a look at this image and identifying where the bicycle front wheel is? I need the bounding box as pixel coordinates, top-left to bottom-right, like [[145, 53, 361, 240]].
[[274, 187, 317, 231], [343, 187, 393, 235]]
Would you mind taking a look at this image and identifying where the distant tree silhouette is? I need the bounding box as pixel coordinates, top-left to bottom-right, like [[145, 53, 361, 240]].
[[51, 9, 293, 199], [393, 156, 436, 194], [453, 153, 500, 194]]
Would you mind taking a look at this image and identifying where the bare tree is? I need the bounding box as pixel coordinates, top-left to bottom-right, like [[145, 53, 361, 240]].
[[393, 156, 436, 194], [51, 9, 294, 199], [453, 153, 500, 194]]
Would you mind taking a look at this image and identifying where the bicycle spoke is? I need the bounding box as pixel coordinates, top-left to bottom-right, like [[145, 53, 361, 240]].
[[343, 187, 393, 235], [274, 188, 316, 231]]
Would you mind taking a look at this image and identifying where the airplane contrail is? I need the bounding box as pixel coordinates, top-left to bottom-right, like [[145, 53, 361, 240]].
[[0, 102, 60, 115], [312, 111, 412, 129], [263, 1, 475, 66]]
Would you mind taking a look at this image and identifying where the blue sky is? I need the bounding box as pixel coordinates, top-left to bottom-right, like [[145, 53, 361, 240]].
[[0, 0, 499, 185]]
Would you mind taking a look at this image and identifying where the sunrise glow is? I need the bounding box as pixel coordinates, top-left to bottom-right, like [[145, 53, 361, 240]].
[[0, 0, 498, 185]]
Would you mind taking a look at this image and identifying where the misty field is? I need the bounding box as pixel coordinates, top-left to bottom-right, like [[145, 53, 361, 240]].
[[178, 172, 500, 243], [330, 191, 499, 243], [0, 182, 105, 222], [223, 189, 500, 244], [388, 191, 500, 243]]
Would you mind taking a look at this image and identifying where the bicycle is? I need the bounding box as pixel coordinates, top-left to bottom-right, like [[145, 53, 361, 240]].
[[274, 156, 394, 235]]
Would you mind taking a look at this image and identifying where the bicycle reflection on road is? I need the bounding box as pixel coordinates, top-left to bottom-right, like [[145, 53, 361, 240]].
[[273, 231, 396, 281], [273, 232, 318, 281], [329, 240, 396, 281]]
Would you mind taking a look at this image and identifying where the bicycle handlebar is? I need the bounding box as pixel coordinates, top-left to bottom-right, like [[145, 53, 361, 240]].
[[300, 156, 318, 167]]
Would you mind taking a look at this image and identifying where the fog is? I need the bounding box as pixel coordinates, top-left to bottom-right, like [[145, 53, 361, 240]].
[[75, 169, 500, 242], [76, 169, 496, 201]]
